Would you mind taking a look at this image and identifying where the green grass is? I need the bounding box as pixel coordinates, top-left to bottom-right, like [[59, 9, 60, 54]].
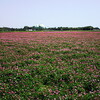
[[0, 33, 100, 100]]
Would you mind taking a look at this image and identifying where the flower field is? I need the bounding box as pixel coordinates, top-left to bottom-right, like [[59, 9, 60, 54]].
[[0, 31, 100, 100]]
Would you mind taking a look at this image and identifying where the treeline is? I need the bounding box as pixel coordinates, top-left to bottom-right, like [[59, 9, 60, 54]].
[[0, 26, 100, 32], [0, 27, 24, 32], [48, 26, 100, 31], [0, 26, 45, 32]]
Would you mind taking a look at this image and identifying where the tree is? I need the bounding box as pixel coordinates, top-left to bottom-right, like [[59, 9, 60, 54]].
[[83, 26, 93, 30], [24, 26, 29, 31]]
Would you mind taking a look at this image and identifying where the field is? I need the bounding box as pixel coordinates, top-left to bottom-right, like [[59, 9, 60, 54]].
[[0, 31, 100, 100]]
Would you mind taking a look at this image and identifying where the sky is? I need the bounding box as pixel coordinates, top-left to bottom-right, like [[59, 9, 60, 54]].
[[0, 0, 100, 28]]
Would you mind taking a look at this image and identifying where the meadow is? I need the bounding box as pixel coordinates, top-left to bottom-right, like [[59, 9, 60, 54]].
[[0, 31, 100, 100]]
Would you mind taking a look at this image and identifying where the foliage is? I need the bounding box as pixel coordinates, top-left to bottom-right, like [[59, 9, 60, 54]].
[[0, 26, 100, 32], [0, 31, 100, 99]]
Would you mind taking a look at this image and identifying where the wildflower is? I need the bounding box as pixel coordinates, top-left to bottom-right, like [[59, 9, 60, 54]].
[[8, 91, 16, 94], [78, 94, 82, 97]]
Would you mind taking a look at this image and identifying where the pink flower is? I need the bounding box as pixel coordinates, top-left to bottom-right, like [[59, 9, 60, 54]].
[[78, 94, 82, 97], [8, 91, 16, 94]]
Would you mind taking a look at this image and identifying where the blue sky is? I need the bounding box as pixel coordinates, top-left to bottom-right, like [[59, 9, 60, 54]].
[[0, 0, 100, 28]]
